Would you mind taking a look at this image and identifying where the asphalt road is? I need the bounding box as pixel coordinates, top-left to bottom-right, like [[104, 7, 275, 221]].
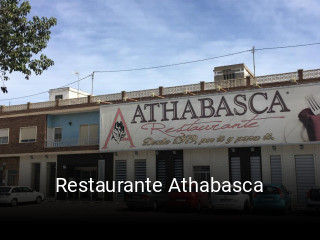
[[1, 201, 320, 224]]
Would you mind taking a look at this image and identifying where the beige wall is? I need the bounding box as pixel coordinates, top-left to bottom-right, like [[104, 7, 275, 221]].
[[183, 148, 229, 182], [261, 144, 320, 206], [19, 155, 57, 197]]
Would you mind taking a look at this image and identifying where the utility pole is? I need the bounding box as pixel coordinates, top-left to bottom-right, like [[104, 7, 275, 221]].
[[252, 46, 256, 81], [73, 71, 80, 98], [91, 72, 95, 96]]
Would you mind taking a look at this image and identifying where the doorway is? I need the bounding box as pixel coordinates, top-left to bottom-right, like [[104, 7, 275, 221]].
[[229, 147, 262, 183], [74, 166, 97, 200]]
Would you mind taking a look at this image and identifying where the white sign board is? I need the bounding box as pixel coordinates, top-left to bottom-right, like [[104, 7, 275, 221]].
[[100, 84, 320, 152]]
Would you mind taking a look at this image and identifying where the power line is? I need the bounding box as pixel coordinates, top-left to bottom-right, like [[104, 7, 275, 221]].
[[255, 42, 320, 51], [94, 49, 252, 73], [0, 74, 92, 102], [1, 42, 320, 102]]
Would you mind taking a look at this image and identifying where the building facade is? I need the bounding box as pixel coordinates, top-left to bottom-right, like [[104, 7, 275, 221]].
[[1, 64, 319, 207]]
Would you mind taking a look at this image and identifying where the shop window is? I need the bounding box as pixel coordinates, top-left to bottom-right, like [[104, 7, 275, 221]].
[[20, 126, 37, 143], [0, 128, 9, 144]]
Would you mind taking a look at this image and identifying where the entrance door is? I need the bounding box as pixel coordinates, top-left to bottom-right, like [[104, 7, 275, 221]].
[[31, 163, 41, 192], [229, 147, 262, 183], [156, 150, 183, 191], [46, 163, 56, 198], [74, 166, 97, 200], [0, 167, 3, 186]]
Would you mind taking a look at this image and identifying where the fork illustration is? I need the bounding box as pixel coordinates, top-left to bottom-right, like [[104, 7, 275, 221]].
[[306, 95, 320, 115]]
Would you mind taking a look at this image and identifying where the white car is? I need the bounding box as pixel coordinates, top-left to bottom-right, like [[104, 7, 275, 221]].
[[212, 190, 251, 212], [0, 186, 44, 206]]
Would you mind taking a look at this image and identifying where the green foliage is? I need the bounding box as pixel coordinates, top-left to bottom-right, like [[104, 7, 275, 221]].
[[0, 0, 57, 92]]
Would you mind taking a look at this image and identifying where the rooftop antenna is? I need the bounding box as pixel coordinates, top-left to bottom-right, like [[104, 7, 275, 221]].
[[72, 71, 80, 98]]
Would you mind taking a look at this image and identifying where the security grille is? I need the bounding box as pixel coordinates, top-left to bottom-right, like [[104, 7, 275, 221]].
[[250, 156, 262, 182], [156, 159, 166, 190], [135, 159, 146, 181], [230, 157, 241, 183], [115, 160, 127, 200], [295, 155, 315, 204], [270, 155, 282, 184]]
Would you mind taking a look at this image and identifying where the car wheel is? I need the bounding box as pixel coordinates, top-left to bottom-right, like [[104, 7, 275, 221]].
[[153, 201, 158, 211], [35, 196, 42, 204], [10, 198, 18, 207]]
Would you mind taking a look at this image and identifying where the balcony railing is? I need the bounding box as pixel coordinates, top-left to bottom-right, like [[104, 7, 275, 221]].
[[1, 68, 319, 114], [46, 137, 99, 148]]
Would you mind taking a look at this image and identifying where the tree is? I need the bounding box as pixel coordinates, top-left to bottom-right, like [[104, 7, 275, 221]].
[[0, 0, 57, 93]]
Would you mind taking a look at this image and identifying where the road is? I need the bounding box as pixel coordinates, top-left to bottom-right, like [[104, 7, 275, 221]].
[[1, 201, 320, 224]]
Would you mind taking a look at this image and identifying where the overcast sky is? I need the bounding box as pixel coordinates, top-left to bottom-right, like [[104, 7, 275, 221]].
[[1, 0, 320, 105]]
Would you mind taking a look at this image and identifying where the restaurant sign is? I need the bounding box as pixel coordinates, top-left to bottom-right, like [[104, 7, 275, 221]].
[[100, 84, 320, 152]]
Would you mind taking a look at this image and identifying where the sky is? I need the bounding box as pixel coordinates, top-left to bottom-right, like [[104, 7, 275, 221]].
[[1, 0, 320, 105]]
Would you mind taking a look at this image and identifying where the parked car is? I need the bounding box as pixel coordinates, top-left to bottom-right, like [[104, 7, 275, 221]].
[[212, 189, 251, 212], [168, 183, 209, 210], [252, 184, 292, 214], [0, 186, 44, 206], [124, 190, 168, 210], [306, 186, 320, 210]]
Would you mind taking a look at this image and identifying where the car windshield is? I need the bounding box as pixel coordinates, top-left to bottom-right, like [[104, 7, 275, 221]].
[[0, 187, 11, 193]]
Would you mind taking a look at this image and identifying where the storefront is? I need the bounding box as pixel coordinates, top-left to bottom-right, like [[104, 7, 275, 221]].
[[56, 153, 113, 201], [100, 82, 320, 206]]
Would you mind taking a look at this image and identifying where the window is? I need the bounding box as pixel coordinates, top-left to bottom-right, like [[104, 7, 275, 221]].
[[0, 128, 9, 144], [20, 126, 37, 143], [223, 73, 235, 80], [55, 95, 63, 100], [80, 124, 98, 145], [54, 128, 62, 142]]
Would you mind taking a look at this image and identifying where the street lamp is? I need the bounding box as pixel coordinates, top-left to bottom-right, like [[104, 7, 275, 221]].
[[72, 71, 80, 98]]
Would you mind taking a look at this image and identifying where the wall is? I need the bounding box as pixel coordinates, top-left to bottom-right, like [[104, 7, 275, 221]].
[[19, 155, 57, 197], [49, 88, 89, 101], [184, 148, 229, 182], [261, 144, 320, 206], [0, 114, 47, 154], [47, 111, 99, 140]]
